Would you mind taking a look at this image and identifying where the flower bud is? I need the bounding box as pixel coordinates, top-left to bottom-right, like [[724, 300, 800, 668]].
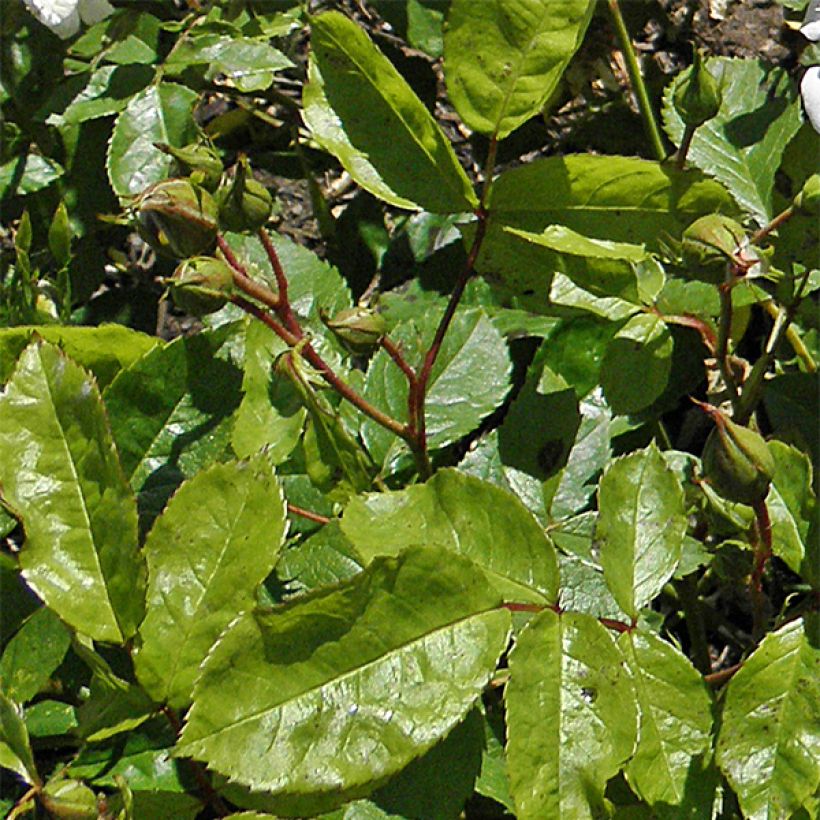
[[168, 257, 234, 316], [136, 178, 218, 259], [681, 214, 746, 283], [321, 306, 387, 353], [215, 157, 273, 232], [702, 411, 774, 505], [673, 47, 722, 128], [155, 140, 223, 191], [793, 173, 820, 215]]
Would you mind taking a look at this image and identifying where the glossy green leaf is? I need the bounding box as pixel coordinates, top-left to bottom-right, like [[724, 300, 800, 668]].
[[597, 443, 687, 618], [134, 456, 287, 708], [0, 153, 63, 199], [663, 58, 803, 224], [505, 609, 637, 819], [304, 12, 477, 213], [49, 64, 155, 126], [0, 324, 158, 389], [0, 607, 70, 704], [231, 319, 305, 464], [177, 548, 510, 809], [548, 272, 641, 321], [103, 327, 242, 528], [0, 343, 144, 643], [477, 155, 735, 306], [444, 0, 595, 139], [716, 618, 820, 819], [766, 441, 815, 580], [0, 690, 38, 786], [342, 468, 559, 604], [619, 630, 713, 809], [24, 701, 77, 738], [362, 308, 510, 469], [600, 313, 674, 414], [107, 82, 199, 197]]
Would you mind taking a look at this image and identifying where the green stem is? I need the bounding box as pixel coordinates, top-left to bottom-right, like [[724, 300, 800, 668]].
[[678, 574, 712, 674], [716, 274, 740, 411], [606, 0, 666, 162], [675, 123, 697, 170], [750, 205, 795, 246], [750, 500, 772, 641]]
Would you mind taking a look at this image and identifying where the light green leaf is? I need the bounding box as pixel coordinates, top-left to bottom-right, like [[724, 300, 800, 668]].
[[0, 607, 70, 704], [362, 308, 511, 470], [619, 630, 713, 809], [597, 443, 687, 618], [134, 456, 287, 709], [0, 153, 63, 199], [0, 690, 38, 786], [25, 701, 77, 738], [304, 12, 477, 213], [663, 59, 802, 225], [103, 326, 243, 529], [444, 0, 594, 139], [107, 82, 200, 197], [0, 343, 144, 643], [505, 609, 638, 819], [548, 272, 641, 321], [477, 155, 735, 307], [766, 441, 815, 580], [231, 319, 305, 464], [341, 468, 559, 604], [177, 548, 510, 810], [600, 313, 674, 414], [716, 618, 820, 819], [0, 324, 158, 389]]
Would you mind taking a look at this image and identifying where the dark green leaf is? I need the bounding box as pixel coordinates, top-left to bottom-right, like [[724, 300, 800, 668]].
[[134, 456, 287, 709], [0, 690, 38, 786], [444, 0, 595, 139], [0, 154, 64, 199], [342, 469, 559, 604], [304, 12, 477, 213], [0, 343, 144, 643], [24, 701, 77, 738], [505, 609, 637, 818], [177, 548, 510, 810]]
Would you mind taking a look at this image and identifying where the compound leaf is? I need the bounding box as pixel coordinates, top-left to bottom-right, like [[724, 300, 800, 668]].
[[597, 443, 686, 618], [177, 548, 510, 810], [444, 0, 595, 139], [0, 342, 144, 643], [134, 456, 287, 709], [505, 609, 637, 819], [341, 468, 559, 604], [716, 617, 820, 819]]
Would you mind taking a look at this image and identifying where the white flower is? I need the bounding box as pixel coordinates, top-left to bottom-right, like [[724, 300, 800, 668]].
[[23, 0, 114, 39], [801, 66, 820, 134], [801, 0, 820, 42]]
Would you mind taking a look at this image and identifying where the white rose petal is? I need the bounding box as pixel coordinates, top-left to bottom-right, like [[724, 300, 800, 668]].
[[801, 0, 820, 42], [23, 0, 113, 39], [801, 66, 820, 134]]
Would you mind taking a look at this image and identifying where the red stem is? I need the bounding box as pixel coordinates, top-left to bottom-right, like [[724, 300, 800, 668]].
[[258, 228, 302, 337], [287, 502, 331, 525], [217, 235, 280, 310], [751, 499, 772, 593]]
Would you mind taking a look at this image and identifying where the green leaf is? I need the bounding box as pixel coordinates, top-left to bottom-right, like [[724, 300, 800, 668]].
[[0, 690, 38, 786], [716, 618, 820, 819], [0, 607, 70, 704], [0, 324, 158, 389], [663, 59, 803, 224], [48, 202, 72, 268], [619, 630, 713, 809], [0, 343, 144, 643], [597, 443, 687, 618], [0, 153, 64, 199], [477, 155, 735, 307], [231, 319, 305, 463], [766, 441, 815, 580], [134, 456, 287, 708], [600, 313, 674, 415], [24, 701, 77, 738], [177, 547, 510, 810], [103, 327, 242, 529], [474, 706, 514, 812], [107, 82, 200, 197], [342, 469, 559, 604], [505, 609, 637, 819], [444, 0, 595, 139], [548, 273, 641, 321], [362, 308, 510, 469], [49, 64, 155, 126], [304, 12, 477, 213]]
